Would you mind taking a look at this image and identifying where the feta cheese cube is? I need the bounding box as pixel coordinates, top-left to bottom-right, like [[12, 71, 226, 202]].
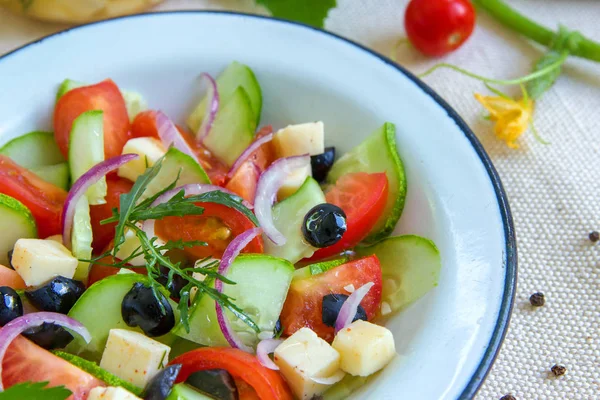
[[88, 386, 142, 400], [11, 238, 78, 286], [273, 122, 325, 158], [114, 229, 146, 266], [274, 327, 343, 399], [100, 329, 170, 388], [117, 137, 166, 182], [332, 320, 396, 376], [278, 164, 312, 200]]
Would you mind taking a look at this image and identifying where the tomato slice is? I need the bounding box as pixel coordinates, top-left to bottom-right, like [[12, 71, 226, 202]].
[[89, 177, 132, 253], [309, 172, 388, 261], [54, 79, 130, 159], [155, 203, 263, 260], [2, 336, 104, 399], [0, 156, 67, 238], [225, 161, 260, 204], [169, 348, 293, 400], [250, 125, 276, 171], [280, 255, 382, 342], [0, 264, 26, 289]]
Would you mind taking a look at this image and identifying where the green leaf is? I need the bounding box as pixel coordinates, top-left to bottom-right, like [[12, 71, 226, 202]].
[[257, 0, 337, 28], [190, 191, 259, 225], [0, 382, 71, 400], [130, 190, 206, 221]]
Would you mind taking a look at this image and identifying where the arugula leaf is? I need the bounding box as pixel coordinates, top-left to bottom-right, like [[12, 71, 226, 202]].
[[257, 0, 337, 28], [130, 190, 206, 221], [191, 191, 259, 226], [0, 382, 71, 400]]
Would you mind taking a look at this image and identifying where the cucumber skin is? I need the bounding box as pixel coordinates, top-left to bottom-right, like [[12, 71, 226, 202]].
[[0, 193, 37, 265], [32, 163, 70, 190], [0, 131, 65, 168]]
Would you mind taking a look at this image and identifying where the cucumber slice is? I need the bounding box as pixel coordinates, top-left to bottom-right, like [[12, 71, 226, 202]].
[[167, 384, 214, 400], [174, 255, 294, 347], [263, 177, 325, 264], [140, 147, 211, 201], [323, 374, 373, 400], [327, 123, 406, 243], [0, 194, 37, 265], [355, 235, 441, 313], [201, 87, 256, 167], [69, 110, 107, 205], [32, 163, 70, 190], [292, 257, 348, 280], [71, 196, 92, 282], [0, 131, 65, 168], [66, 273, 177, 362], [56, 79, 85, 101], [187, 61, 262, 133]]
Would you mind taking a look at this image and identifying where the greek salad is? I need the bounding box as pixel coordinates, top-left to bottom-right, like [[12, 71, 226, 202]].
[[0, 62, 441, 400]]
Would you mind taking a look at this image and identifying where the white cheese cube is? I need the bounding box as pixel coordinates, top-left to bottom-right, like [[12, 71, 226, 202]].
[[274, 327, 343, 399], [332, 320, 396, 376], [117, 137, 166, 182], [114, 229, 146, 266], [100, 329, 171, 388], [278, 164, 312, 200], [11, 238, 78, 286], [273, 122, 325, 158], [88, 386, 142, 400]]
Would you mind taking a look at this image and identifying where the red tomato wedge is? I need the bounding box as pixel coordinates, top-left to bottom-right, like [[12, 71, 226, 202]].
[[2, 336, 104, 399], [309, 172, 388, 261], [0, 156, 67, 238], [225, 161, 260, 204], [0, 264, 26, 289], [54, 79, 130, 159], [280, 255, 383, 342], [170, 348, 293, 400], [249, 125, 276, 171], [155, 203, 263, 260]]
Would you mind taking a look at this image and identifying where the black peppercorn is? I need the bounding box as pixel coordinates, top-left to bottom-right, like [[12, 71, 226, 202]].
[[529, 292, 545, 307], [589, 231, 599, 243], [500, 395, 516, 400], [551, 364, 566, 376]]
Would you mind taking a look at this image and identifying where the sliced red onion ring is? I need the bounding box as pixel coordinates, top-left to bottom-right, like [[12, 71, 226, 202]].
[[62, 154, 138, 246], [227, 133, 274, 178], [334, 282, 375, 334], [0, 312, 91, 391], [196, 73, 219, 142], [142, 183, 253, 240], [256, 338, 283, 370], [155, 110, 201, 163], [215, 227, 263, 353], [254, 155, 311, 245], [310, 369, 346, 385]]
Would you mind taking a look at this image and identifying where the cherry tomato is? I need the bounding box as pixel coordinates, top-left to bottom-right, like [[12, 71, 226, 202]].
[[0, 264, 26, 289], [169, 347, 293, 400], [405, 0, 475, 56], [280, 255, 383, 342], [249, 125, 276, 171], [0, 156, 67, 238], [225, 161, 260, 204], [308, 172, 388, 261], [54, 79, 131, 159]]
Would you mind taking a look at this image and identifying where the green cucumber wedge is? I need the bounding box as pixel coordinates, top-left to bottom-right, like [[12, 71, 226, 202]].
[[71, 196, 92, 282], [187, 61, 262, 133], [32, 163, 70, 190], [0, 131, 65, 168], [0, 194, 37, 265], [323, 374, 374, 400], [69, 110, 107, 205], [56, 79, 86, 101], [355, 235, 441, 314], [167, 384, 214, 400], [327, 123, 406, 243], [292, 257, 348, 280]]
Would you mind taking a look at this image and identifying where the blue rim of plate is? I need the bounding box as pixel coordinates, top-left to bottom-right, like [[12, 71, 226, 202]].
[[0, 10, 517, 399]]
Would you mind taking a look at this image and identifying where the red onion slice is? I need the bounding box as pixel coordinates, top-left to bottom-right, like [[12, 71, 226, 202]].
[[227, 133, 274, 178], [254, 155, 311, 245], [334, 282, 375, 334], [155, 110, 201, 163], [215, 227, 263, 353], [0, 312, 91, 391], [256, 338, 283, 370], [62, 154, 138, 246], [196, 73, 219, 142], [310, 369, 346, 385]]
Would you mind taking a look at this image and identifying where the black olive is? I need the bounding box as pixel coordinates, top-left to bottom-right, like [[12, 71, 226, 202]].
[[23, 322, 74, 349], [25, 276, 85, 314], [302, 203, 347, 248], [144, 364, 182, 400], [0, 286, 23, 326], [274, 318, 283, 337], [157, 266, 188, 298], [122, 282, 175, 337], [6, 250, 14, 270], [186, 369, 238, 400], [321, 293, 367, 327], [310, 147, 335, 183]]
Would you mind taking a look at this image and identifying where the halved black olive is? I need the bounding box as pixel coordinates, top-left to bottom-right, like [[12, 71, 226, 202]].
[[302, 203, 347, 248], [0, 286, 23, 326], [25, 276, 85, 314], [144, 364, 182, 400], [310, 147, 335, 183], [157, 266, 188, 298], [321, 293, 367, 327], [23, 322, 74, 349], [121, 282, 175, 337], [186, 369, 238, 400]]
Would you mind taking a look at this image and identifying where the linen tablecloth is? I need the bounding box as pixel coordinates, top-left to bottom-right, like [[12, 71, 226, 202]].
[[0, 1, 598, 398]]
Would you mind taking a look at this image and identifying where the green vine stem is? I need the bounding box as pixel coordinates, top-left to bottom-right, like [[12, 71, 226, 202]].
[[473, 0, 600, 62]]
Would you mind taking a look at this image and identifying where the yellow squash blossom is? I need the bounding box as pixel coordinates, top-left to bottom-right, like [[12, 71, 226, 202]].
[[475, 93, 534, 149]]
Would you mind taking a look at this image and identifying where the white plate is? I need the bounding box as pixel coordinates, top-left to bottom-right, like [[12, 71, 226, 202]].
[[0, 12, 516, 399]]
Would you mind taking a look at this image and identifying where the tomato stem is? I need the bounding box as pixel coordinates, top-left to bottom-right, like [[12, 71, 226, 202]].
[[473, 0, 600, 62]]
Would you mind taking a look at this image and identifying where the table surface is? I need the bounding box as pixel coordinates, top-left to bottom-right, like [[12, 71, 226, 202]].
[[1, 1, 599, 399]]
